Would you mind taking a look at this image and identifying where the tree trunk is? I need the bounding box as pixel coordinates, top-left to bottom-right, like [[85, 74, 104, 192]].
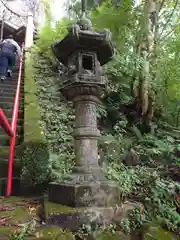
[[133, 0, 161, 131]]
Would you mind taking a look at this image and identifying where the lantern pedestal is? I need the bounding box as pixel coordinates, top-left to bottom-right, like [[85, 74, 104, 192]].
[[48, 86, 119, 207], [48, 182, 119, 207]]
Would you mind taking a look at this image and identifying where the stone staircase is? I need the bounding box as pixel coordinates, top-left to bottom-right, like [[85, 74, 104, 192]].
[[0, 66, 24, 195]]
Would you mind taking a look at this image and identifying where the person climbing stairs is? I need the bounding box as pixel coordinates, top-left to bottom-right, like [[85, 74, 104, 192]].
[[0, 64, 24, 196]]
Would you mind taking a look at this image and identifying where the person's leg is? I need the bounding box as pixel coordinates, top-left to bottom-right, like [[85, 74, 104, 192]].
[[7, 51, 15, 78], [7, 68, 12, 78], [0, 51, 8, 82]]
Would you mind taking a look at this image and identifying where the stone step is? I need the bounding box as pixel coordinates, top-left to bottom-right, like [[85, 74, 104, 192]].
[[0, 66, 24, 188], [0, 159, 21, 178], [0, 82, 25, 87], [0, 79, 24, 86], [0, 145, 21, 157], [0, 80, 24, 86], [0, 93, 24, 102], [0, 94, 24, 102], [0, 146, 9, 157], [0, 109, 24, 118], [5, 117, 24, 125], [0, 101, 24, 109], [0, 91, 16, 98], [0, 77, 21, 84], [0, 134, 23, 146], [0, 81, 18, 87], [1, 109, 24, 118], [0, 86, 23, 94], [0, 125, 23, 135], [0, 74, 19, 79], [0, 177, 20, 196], [0, 95, 15, 102], [0, 72, 24, 78]]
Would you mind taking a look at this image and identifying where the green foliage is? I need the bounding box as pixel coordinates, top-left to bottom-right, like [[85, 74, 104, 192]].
[[105, 163, 180, 232], [99, 132, 132, 165], [34, 18, 71, 60], [21, 53, 49, 187], [27, 53, 75, 182], [144, 225, 179, 240], [157, 36, 180, 125], [99, 118, 180, 167], [67, 0, 95, 19], [33, 55, 74, 156], [90, 0, 135, 51], [9, 224, 28, 240], [131, 124, 180, 166], [49, 153, 74, 182], [9, 214, 36, 240], [19, 141, 50, 187], [33, 0, 180, 236]]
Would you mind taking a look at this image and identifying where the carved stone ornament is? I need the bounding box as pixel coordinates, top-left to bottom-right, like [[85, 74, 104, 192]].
[[60, 83, 105, 101]]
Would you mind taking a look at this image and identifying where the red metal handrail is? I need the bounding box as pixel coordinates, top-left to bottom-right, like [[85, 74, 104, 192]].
[[6, 43, 24, 196], [0, 44, 25, 196], [0, 109, 14, 137]]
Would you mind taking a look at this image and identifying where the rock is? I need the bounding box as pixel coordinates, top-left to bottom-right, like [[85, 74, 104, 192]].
[[125, 148, 139, 166], [47, 202, 141, 232]]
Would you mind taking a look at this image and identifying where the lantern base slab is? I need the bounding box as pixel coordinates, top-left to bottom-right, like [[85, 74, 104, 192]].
[[48, 181, 119, 208]]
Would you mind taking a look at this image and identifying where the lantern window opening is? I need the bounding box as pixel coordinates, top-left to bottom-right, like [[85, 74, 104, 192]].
[[82, 54, 93, 71]]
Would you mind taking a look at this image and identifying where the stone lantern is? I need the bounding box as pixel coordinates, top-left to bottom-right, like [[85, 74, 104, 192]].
[[48, 3, 117, 207]]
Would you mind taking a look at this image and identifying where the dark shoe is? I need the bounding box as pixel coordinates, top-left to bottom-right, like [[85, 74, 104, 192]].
[[7, 70, 12, 78], [1, 76, 5, 82]]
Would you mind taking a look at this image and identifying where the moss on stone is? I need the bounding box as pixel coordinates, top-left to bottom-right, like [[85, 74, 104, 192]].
[[45, 200, 78, 214], [32, 227, 74, 240], [0, 197, 28, 220], [1, 197, 178, 240], [23, 53, 45, 143], [0, 197, 76, 239], [94, 231, 130, 239], [0, 146, 10, 157], [0, 227, 12, 238], [144, 226, 180, 240], [18, 52, 49, 187], [0, 145, 21, 157]]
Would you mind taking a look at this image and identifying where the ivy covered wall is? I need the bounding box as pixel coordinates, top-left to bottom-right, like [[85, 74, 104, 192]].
[[33, 56, 74, 154], [19, 53, 50, 188], [32, 54, 75, 176]]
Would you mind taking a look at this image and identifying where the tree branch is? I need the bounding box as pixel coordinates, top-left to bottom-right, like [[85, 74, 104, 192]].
[[159, 0, 179, 39], [159, 0, 166, 12], [160, 23, 178, 41], [0, 0, 27, 18]]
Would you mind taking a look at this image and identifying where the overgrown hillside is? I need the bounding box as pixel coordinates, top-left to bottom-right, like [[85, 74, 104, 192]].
[[28, 0, 180, 236]]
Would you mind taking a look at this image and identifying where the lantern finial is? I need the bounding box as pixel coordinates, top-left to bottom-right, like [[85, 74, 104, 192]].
[[81, 0, 87, 16]]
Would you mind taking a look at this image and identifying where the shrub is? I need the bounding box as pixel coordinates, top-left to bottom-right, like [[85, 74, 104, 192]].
[[48, 153, 74, 182], [20, 142, 50, 187], [104, 163, 180, 232]]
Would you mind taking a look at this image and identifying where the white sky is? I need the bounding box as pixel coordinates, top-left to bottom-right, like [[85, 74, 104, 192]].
[[51, 0, 140, 21], [42, 0, 140, 25], [51, 0, 67, 21]]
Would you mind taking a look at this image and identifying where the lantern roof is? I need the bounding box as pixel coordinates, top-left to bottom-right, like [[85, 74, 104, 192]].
[[51, 0, 114, 66]]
